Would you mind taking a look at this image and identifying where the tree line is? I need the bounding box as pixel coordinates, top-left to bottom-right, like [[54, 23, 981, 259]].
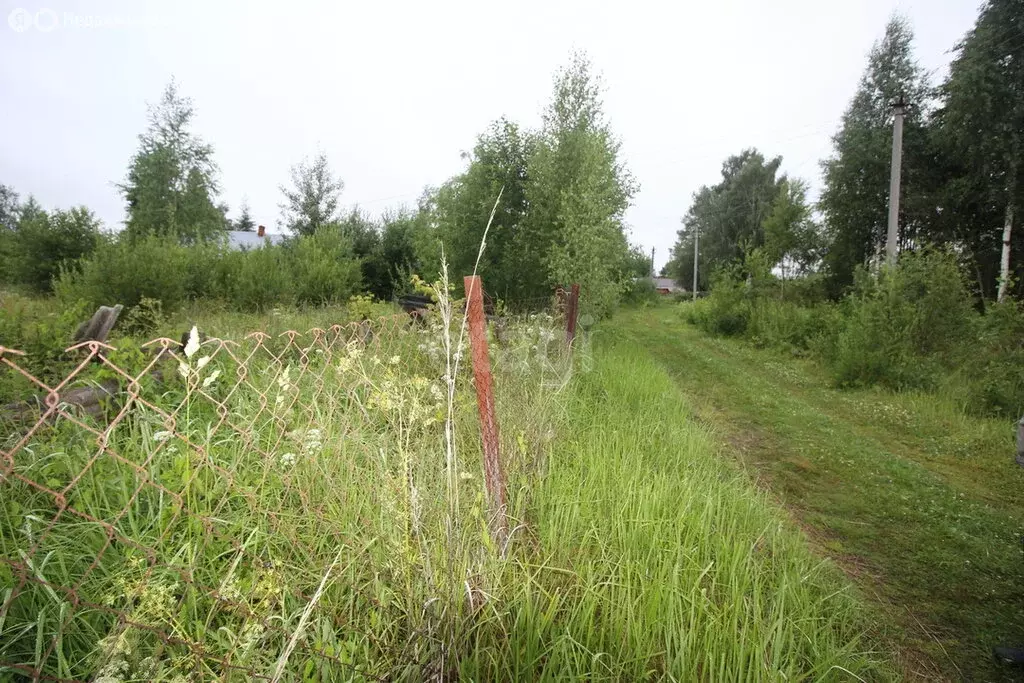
[[666, 1, 1023, 304], [0, 54, 646, 318]]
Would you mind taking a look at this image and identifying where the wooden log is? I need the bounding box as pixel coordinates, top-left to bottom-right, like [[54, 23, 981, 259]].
[[72, 305, 123, 344], [1, 379, 120, 423]]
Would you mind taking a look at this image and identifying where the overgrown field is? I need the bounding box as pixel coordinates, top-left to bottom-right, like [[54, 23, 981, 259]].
[[1, 301, 889, 680]]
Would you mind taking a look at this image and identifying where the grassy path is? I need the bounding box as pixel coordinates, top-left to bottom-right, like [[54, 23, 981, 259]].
[[606, 306, 1024, 681]]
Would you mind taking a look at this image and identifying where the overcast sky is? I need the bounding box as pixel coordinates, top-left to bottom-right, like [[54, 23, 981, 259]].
[[1, 0, 981, 271]]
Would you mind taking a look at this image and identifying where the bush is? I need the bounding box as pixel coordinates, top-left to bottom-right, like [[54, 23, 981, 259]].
[[0, 293, 89, 403], [54, 235, 202, 313], [5, 207, 103, 293], [287, 228, 362, 306], [217, 245, 294, 311], [686, 266, 750, 336], [830, 249, 975, 390], [956, 299, 1024, 417], [747, 299, 842, 353], [54, 229, 364, 315], [621, 277, 659, 306]]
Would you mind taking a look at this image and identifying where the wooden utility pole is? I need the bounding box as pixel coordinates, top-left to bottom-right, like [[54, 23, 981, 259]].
[[692, 224, 699, 301], [886, 95, 907, 266], [650, 246, 656, 278]]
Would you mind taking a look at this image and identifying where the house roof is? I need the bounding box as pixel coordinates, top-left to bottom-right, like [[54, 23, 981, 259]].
[[652, 277, 682, 291], [226, 230, 286, 250]]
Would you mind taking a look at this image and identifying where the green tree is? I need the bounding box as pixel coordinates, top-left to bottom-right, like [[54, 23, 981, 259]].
[[378, 209, 425, 297], [622, 243, 653, 279], [938, 0, 1024, 301], [0, 185, 19, 281], [121, 80, 225, 242], [524, 53, 638, 315], [430, 119, 533, 300], [763, 178, 821, 295], [819, 16, 934, 296], [0, 184, 19, 231], [9, 205, 104, 292], [667, 149, 785, 290], [234, 199, 256, 232], [279, 152, 343, 236]]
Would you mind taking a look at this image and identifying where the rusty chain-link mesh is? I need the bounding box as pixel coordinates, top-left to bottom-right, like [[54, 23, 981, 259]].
[[1, 293, 576, 682], [0, 314, 455, 682]]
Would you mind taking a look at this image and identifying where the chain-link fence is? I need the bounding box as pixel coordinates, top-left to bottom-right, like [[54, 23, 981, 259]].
[[1, 290, 578, 682]]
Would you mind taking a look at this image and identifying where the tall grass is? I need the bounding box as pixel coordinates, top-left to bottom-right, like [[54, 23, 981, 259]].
[[1, 308, 889, 680], [467, 344, 890, 680]]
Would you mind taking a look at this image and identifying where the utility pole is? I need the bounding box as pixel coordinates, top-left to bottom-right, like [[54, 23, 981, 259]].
[[692, 224, 699, 301], [886, 95, 907, 266], [650, 246, 656, 278]]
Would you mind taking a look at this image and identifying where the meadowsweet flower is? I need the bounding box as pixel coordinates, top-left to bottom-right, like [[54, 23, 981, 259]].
[[183, 326, 200, 359], [280, 452, 297, 468]]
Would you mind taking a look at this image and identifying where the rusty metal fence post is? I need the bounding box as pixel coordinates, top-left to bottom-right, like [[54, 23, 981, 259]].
[[463, 275, 508, 545], [565, 283, 580, 348]]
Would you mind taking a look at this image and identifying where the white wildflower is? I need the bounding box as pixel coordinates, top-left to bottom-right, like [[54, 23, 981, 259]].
[[460, 471, 474, 480], [280, 452, 297, 468], [389, 355, 401, 365], [196, 355, 211, 370], [202, 369, 221, 388], [183, 326, 200, 359], [153, 430, 172, 443], [177, 362, 190, 379]]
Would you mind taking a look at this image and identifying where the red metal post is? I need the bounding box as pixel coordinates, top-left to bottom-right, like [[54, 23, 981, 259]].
[[565, 283, 580, 347], [463, 275, 507, 544]]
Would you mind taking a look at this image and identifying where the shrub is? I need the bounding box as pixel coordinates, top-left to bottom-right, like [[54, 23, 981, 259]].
[[830, 249, 975, 390], [688, 265, 750, 336], [54, 235, 200, 313], [5, 207, 103, 293], [0, 293, 89, 403], [747, 299, 841, 353], [216, 246, 294, 311], [287, 227, 362, 306], [621, 277, 659, 306], [956, 299, 1024, 417]]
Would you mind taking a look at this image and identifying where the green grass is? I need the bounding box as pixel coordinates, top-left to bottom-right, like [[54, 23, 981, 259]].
[[613, 304, 1024, 680], [1, 301, 890, 680]]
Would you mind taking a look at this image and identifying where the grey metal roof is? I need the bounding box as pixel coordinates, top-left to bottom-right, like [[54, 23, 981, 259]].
[[652, 277, 683, 291], [226, 230, 287, 250]]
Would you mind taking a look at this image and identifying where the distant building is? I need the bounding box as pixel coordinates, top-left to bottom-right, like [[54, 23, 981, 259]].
[[652, 277, 683, 295], [226, 224, 286, 250]]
